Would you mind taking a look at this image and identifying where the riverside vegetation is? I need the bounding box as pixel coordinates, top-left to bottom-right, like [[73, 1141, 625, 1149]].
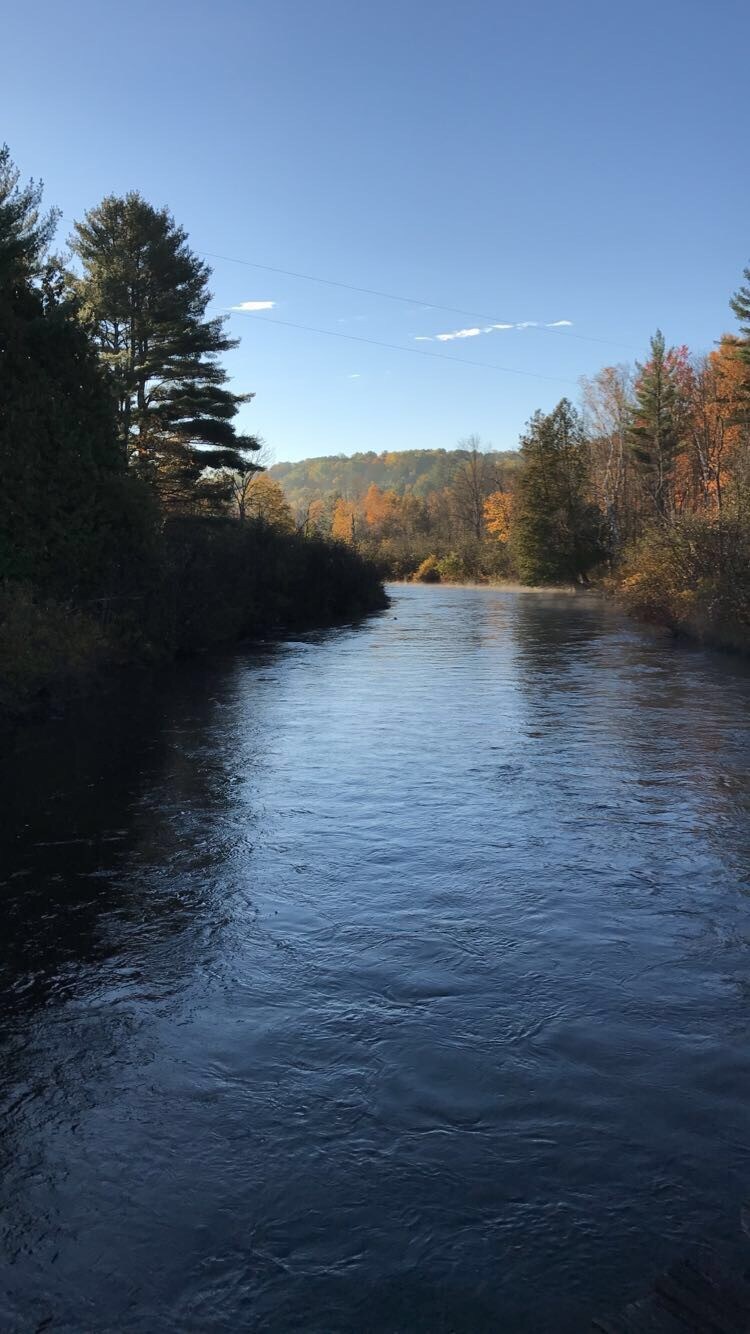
[[0, 148, 385, 718], [4, 138, 750, 719], [269, 324, 750, 653]]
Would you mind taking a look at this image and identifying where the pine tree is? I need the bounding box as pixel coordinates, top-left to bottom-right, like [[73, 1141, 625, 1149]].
[[727, 266, 750, 453], [729, 265, 750, 362], [512, 399, 605, 584], [70, 193, 259, 508], [627, 330, 687, 520], [0, 147, 147, 595], [0, 143, 57, 285]]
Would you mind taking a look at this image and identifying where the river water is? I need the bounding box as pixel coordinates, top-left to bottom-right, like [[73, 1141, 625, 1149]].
[[1, 584, 749, 1332]]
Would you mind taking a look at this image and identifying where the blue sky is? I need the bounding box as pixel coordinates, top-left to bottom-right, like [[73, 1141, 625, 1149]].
[[4, 0, 749, 462]]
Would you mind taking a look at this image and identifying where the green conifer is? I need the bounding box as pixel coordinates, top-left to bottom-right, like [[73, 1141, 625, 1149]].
[[627, 330, 685, 520], [512, 399, 605, 584], [71, 194, 259, 508]]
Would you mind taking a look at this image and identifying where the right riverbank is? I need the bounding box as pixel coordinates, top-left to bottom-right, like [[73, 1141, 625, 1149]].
[[613, 514, 750, 656]]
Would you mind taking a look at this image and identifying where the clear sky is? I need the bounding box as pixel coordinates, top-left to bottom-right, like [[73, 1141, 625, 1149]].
[[3, 0, 749, 462]]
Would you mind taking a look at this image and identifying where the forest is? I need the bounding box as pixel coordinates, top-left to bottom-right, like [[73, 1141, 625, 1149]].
[[4, 134, 750, 725], [0, 147, 386, 717], [267, 319, 750, 652], [270, 447, 520, 506]]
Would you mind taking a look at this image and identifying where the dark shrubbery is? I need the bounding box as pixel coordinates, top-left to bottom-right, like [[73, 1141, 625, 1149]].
[[0, 519, 387, 717], [159, 518, 388, 655], [0, 147, 386, 720]]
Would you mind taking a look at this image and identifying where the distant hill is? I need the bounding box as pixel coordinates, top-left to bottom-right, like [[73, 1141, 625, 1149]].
[[270, 448, 520, 507]]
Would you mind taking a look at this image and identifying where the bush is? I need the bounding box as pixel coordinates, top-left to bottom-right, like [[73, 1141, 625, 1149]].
[[436, 551, 467, 582], [158, 518, 388, 654], [0, 520, 387, 720], [618, 514, 750, 652], [0, 583, 106, 715], [414, 555, 441, 583]]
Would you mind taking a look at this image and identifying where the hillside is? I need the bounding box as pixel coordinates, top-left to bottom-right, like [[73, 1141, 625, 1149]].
[[270, 448, 520, 507]]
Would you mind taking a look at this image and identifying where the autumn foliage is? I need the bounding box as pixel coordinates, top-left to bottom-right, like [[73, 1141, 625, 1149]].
[[260, 292, 750, 643]]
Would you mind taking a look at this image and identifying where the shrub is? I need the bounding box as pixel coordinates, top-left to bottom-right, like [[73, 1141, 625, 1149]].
[[618, 514, 750, 651], [414, 555, 441, 583], [436, 551, 467, 582], [0, 583, 106, 715]]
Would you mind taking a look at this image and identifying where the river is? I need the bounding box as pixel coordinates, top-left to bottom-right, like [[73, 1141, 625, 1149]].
[[1, 584, 749, 1332]]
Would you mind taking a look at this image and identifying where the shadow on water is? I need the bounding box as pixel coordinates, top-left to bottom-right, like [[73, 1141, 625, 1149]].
[[1, 662, 243, 1011]]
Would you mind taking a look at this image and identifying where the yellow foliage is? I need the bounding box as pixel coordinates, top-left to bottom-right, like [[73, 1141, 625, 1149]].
[[484, 490, 513, 542], [331, 498, 356, 543], [708, 336, 747, 471], [245, 474, 294, 530], [414, 554, 441, 582], [306, 498, 326, 531]]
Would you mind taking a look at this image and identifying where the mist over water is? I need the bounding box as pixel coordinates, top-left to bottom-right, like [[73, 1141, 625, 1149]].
[[1, 584, 749, 1332]]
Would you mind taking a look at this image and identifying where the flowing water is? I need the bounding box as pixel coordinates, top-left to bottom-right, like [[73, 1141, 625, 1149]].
[[1, 584, 749, 1332]]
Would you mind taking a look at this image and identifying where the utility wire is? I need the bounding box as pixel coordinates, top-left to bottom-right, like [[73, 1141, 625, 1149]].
[[233, 311, 577, 384], [61, 213, 634, 356], [203, 248, 636, 351]]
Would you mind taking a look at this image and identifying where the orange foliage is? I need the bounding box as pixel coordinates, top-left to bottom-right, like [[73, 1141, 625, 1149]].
[[674, 337, 747, 514], [484, 490, 513, 542], [331, 497, 356, 543], [360, 483, 399, 529], [708, 337, 747, 466]]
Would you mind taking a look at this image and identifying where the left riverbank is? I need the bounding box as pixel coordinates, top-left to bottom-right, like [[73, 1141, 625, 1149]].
[[1, 146, 388, 728], [0, 518, 387, 725]]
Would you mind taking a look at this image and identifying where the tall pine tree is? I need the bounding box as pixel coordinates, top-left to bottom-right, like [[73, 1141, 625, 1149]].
[[71, 194, 260, 508], [729, 264, 750, 363], [627, 330, 687, 521], [512, 399, 605, 584], [728, 265, 750, 449]]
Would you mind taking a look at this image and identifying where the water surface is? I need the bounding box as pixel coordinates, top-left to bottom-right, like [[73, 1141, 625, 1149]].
[[1, 585, 749, 1331]]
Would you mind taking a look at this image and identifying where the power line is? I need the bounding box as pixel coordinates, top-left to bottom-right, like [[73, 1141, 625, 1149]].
[[233, 311, 577, 384], [203, 247, 636, 352], [61, 213, 635, 355]]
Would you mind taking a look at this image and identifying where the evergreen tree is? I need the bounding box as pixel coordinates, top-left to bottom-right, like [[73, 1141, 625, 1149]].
[[728, 265, 750, 445], [70, 193, 259, 507], [729, 264, 750, 362], [512, 399, 605, 584], [0, 147, 148, 595], [0, 143, 57, 285], [627, 329, 686, 520]]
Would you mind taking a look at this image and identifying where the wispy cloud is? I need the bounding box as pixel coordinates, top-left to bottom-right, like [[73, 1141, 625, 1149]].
[[436, 327, 482, 341], [416, 319, 573, 343], [231, 300, 276, 311], [347, 373, 361, 379]]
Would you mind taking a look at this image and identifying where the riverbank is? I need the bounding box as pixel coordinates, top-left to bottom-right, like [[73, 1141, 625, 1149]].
[[407, 528, 750, 658], [614, 515, 750, 657], [0, 518, 387, 725]]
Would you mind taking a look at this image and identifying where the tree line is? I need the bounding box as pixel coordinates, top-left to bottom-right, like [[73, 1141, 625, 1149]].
[[0, 146, 385, 716], [269, 447, 520, 507], [270, 294, 750, 648]]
